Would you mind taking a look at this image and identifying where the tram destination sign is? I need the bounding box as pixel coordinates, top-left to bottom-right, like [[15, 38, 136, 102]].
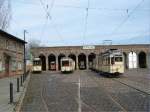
[[83, 45, 95, 50]]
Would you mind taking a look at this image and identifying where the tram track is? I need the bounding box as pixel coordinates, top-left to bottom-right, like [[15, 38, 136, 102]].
[[40, 76, 49, 112], [41, 72, 98, 112], [111, 78, 150, 95], [89, 75, 128, 112], [88, 70, 150, 112]]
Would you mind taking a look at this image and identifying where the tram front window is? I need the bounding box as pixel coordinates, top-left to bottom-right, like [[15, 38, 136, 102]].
[[115, 57, 122, 62], [33, 61, 41, 66], [62, 61, 69, 66]]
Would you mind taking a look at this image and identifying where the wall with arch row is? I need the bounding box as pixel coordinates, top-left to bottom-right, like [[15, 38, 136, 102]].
[[31, 44, 150, 71], [38, 53, 96, 71]]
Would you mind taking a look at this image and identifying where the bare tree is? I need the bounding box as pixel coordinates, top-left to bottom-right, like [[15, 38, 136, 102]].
[[0, 0, 11, 30]]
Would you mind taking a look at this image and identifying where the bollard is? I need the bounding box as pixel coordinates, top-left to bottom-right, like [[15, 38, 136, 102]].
[[10, 82, 13, 103], [17, 78, 20, 92], [21, 75, 23, 86]]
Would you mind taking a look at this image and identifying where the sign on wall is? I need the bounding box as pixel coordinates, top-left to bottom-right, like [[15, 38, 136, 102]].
[[83, 45, 95, 50]]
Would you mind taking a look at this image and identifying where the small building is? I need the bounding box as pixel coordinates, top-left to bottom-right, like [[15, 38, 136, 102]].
[[0, 30, 26, 78]]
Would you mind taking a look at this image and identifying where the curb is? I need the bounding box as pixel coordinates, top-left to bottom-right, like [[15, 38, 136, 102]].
[[13, 74, 31, 112]]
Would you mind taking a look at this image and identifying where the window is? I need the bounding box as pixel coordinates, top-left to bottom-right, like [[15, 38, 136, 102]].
[[11, 61, 17, 71], [18, 62, 22, 70], [33, 60, 41, 66], [108, 57, 110, 64], [6, 40, 9, 49], [111, 57, 115, 65], [0, 60, 2, 71], [115, 57, 123, 62], [62, 61, 69, 66]]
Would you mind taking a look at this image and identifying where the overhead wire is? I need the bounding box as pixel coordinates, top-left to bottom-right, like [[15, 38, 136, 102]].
[[14, 0, 149, 46], [39, 0, 68, 45], [111, 0, 145, 35], [15, 1, 150, 12], [83, 0, 90, 45]]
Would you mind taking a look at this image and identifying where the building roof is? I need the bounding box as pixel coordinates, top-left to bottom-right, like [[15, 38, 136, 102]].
[[0, 29, 26, 44]]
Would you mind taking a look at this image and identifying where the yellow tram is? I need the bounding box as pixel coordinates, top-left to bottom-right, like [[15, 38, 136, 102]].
[[61, 57, 75, 73], [32, 58, 42, 73], [92, 49, 124, 77]]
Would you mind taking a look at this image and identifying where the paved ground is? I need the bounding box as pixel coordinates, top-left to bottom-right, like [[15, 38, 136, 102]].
[[21, 69, 150, 112], [0, 75, 30, 112]]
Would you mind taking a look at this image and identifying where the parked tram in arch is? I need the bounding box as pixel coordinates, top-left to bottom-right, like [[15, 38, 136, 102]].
[[32, 58, 42, 73], [61, 57, 75, 73], [92, 49, 124, 77], [49, 61, 56, 70]]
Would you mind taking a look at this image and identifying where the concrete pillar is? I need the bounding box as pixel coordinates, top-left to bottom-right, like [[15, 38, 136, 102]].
[[86, 55, 89, 69], [56, 56, 58, 71], [76, 55, 79, 70], [147, 52, 150, 69], [136, 53, 139, 69], [46, 56, 49, 71]]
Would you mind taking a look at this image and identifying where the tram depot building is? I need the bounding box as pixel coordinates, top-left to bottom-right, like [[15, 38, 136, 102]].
[[0, 30, 26, 78], [31, 44, 150, 71]]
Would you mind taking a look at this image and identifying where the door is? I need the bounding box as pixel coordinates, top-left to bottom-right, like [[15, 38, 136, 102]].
[[5, 56, 10, 76]]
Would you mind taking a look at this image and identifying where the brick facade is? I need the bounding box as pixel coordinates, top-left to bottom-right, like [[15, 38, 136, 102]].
[[0, 30, 25, 78]]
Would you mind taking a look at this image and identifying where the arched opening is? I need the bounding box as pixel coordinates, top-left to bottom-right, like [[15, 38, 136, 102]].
[[39, 54, 46, 71], [78, 53, 86, 70], [123, 52, 128, 69], [48, 54, 56, 71], [88, 53, 96, 69], [58, 54, 65, 70], [68, 54, 76, 69], [128, 52, 137, 69], [139, 51, 147, 68]]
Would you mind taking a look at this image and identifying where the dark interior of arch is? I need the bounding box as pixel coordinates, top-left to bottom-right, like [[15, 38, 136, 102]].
[[68, 54, 76, 69], [88, 53, 96, 69], [39, 55, 46, 71], [58, 54, 65, 70], [139, 52, 147, 68], [78, 54, 86, 70], [48, 54, 56, 70]]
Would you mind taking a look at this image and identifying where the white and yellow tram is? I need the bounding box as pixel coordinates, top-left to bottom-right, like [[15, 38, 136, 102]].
[[32, 58, 42, 73], [61, 57, 75, 73], [92, 49, 124, 77]]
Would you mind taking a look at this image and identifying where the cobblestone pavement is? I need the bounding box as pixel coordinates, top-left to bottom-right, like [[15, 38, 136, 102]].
[[21, 69, 150, 112]]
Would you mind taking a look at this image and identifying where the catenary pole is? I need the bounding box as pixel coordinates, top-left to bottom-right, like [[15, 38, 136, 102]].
[[23, 30, 27, 81]]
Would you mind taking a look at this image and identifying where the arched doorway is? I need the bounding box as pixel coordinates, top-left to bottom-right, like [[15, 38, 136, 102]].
[[48, 54, 56, 71], [39, 54, 46, 71], [128, 52, 137, 69], [58, 54, 65, 70], [123, 52, 128, 69], [138, 51, 147, 68], [68, 54, 76, 69], [78, 53, 86, 70], [88, 53, 96, 69], [4, 54, 10, 76]]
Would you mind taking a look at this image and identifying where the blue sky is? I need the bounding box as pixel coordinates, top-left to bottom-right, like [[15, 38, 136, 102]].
[[8, 0, 150, 46]]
